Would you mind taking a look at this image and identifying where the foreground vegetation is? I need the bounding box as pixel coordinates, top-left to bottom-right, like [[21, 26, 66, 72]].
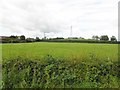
[[1, 42, 119, 88], [2, 55, 119, 88]]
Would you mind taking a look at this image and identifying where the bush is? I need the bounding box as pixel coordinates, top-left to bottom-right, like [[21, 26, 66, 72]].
[[2, 55, 120, 88]]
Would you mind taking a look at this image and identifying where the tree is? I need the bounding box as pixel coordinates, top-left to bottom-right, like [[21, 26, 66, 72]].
[[92, 35, 99, 40], [20, 35, 25, 40], [95, 35, 99, 40], [36, 37, 40, 41], [100, 35, 109, 41], [10, 35, 17, 39], [92, 35, 95, 40], [110, 36, 117, 42], [9, 35, 18, 43]]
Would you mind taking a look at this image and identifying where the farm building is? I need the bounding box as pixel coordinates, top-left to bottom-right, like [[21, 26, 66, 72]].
[[0, 36, 10, 43]]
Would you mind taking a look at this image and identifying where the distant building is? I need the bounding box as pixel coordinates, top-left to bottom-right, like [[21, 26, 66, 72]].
[[26, 38, 35, 42], [0, 36, 9, 39], [0, 36, 10, 42], [0, 35, 24, 43]]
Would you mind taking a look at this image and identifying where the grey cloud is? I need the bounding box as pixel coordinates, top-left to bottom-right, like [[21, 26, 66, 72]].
[[0, 0, 119, 39]]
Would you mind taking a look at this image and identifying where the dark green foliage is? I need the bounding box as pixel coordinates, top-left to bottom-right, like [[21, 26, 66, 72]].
[[2, 56, 119, 88], [100, 35, 109, 41], [1, 36, 119, 44], [20, 35, 25, 40], [35, 37, 40, 42], [111, 36, 117, 42], [92, 35, 99, 40], [1, 35, 26, 43], [9, 35, 18, 39], [38, 39, 118, 44]]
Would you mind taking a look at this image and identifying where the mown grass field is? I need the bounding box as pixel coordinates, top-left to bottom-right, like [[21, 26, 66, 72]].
[[1, 42, 119, 88]]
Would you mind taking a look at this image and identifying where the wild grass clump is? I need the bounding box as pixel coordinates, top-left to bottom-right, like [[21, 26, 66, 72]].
[[2, 55, 119, 88]]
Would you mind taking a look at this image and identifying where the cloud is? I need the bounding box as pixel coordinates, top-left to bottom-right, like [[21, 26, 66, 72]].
[[0, 0, 119, 39]]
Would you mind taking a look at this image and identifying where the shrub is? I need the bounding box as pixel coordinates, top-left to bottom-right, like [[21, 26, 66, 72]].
[[2, 55, 120, 88]]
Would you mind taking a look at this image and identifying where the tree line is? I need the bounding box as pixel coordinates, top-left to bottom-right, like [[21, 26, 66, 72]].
[[0, 35, 119, 44], [92, 35, 117, 42]]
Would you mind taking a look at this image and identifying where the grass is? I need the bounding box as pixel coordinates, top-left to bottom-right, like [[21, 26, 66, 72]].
[[0, 44, 2, 89], [1, 42, 119, 88], [2, 42, 118, 61], [0, 44, 2, 64]]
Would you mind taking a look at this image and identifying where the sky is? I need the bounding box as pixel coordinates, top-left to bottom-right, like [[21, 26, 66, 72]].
[[0, 0, 119, 39]]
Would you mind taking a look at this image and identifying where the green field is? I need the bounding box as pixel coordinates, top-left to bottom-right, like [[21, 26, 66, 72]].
[[1, 42, 119, 88], [2, 42, 118, 61]]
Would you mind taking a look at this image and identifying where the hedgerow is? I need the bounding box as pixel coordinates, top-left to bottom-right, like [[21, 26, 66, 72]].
[[2, 55, 120, 88]]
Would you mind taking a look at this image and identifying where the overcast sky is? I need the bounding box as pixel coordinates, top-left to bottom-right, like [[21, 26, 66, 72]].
[[0, 0, 119, 39]]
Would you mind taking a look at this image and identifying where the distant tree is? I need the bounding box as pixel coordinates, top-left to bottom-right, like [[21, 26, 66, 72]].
[[9, 35, 18, 43], [92, 35, 95, 40], [56, 37, 64, 39], [92, 35, 99, 40], [100, 35, 109, 41], [95, 35, 99, 40], [20, 35, 25, 40], [36, 37, 40, 41], [79, 37, 84, 39], [10, 35, 17, 39], [110, 36, 117, 42]]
